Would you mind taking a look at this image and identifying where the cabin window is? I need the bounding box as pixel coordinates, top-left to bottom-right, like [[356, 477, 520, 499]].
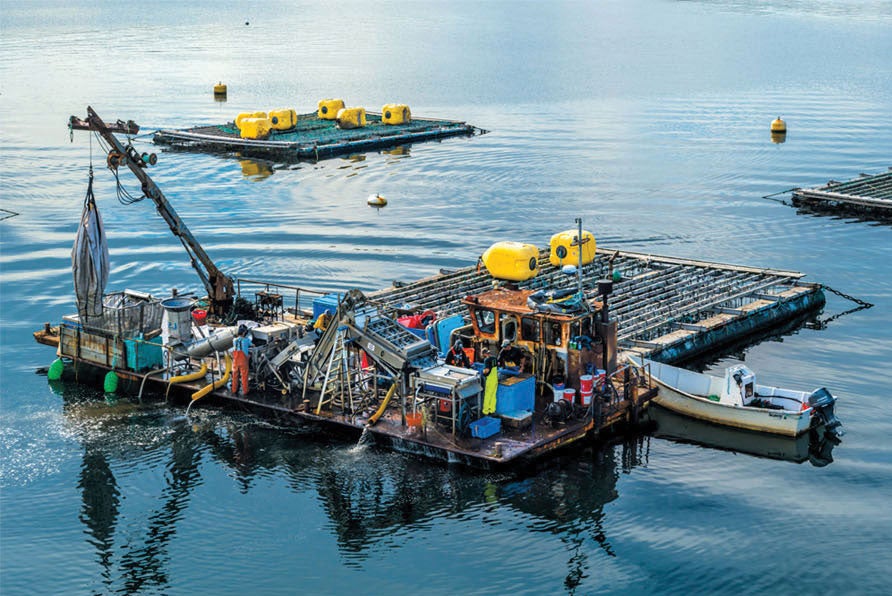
[[474, 308, 496, 334], [570, 321, 580, 338], [545, 321, 562, 346], [521, 317, 540, 342], [501, 316, 518, 343], [745, 382, 754, 398]]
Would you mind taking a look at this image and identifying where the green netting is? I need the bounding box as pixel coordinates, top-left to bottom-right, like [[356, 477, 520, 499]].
[[190, 113, 467, 145]]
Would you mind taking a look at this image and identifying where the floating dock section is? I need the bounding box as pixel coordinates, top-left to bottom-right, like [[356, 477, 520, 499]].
[[153, 112, 482, 161], [791, 169, 892, 213], [369, 248, 824, 364]]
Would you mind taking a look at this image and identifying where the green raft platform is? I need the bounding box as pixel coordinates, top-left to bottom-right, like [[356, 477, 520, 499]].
[[153, 112, 484, 161]]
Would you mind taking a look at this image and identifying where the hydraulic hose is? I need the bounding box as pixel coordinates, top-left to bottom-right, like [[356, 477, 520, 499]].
[[367, 382, 397, 426], [190, 353, 231, 402], [165, 362, 209, 398]]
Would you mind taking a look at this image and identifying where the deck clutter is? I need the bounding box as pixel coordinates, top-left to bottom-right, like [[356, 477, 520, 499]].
[[40, 107, 845, 468], [153, 97, 483, 161]]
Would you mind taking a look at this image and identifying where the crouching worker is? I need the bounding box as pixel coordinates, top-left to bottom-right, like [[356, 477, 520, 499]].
[[232, 324, 251, 396], [313, 309, 333, 338], [445, 339, 471, 368]]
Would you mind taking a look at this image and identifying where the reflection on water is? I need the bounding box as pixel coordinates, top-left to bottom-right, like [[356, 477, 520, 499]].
[[648, 405, 837, 466], [58, 383, 652, 592], [238, 159, 273, 181]]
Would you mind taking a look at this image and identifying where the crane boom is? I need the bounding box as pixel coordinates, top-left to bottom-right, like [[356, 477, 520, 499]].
[[69, 106, 234, 315]]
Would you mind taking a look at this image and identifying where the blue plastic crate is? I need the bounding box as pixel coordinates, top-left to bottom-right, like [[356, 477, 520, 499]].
[[496, 375, 535, 414], [124, 335, 163, 372], [312, 293, 343, 319], [470, 416, 501, 439]]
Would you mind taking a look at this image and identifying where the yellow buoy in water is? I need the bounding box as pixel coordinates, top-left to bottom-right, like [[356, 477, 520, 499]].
[[367, 193, 387, 207], [770, 117, 786, 133], [214, 81, 227, 96]]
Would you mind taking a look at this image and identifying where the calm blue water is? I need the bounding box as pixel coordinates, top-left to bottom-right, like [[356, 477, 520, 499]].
[[2, 1, 891, 594]]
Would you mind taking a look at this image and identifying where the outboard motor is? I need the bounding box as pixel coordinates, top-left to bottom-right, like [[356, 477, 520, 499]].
[[808, 387, 844, 437]]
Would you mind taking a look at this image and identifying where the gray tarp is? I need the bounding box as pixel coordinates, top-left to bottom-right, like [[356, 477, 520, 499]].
[[72, 170, 109, 318]]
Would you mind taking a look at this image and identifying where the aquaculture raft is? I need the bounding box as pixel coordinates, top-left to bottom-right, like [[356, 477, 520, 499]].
[[791, 169, 892, 212], [370, 248, 824, 364], [152, 112, 482, 161]]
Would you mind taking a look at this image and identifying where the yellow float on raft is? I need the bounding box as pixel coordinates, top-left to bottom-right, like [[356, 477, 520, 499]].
[[382, 104, 411, 125], [318, 98, 345, 120], [268, 108, 297, 130], [549, 229, 596, 267], [336, 107, 366, 129], [239, 117, 272, 139], [482, 241, 540, 281], [235, 111, 268, 130]]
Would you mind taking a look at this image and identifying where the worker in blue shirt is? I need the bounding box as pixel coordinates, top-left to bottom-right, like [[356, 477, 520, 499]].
[[232, 324, 252, 396]]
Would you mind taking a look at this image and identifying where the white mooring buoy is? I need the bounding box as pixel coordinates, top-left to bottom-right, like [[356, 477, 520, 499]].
[[367, 193, 387, 207]]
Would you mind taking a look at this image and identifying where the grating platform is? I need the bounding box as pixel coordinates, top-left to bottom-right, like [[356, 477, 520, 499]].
[[153, 112, 483, 161], [791, 169, 892, 212], [368, 249, 824, 364]]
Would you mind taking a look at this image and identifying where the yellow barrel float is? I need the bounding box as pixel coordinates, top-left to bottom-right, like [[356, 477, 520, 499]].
[[318, 98, 345, 120], [268, 108, 297, 130], [549, 229, 596, 267], [481, 241, 540, 281], [382, 104, 411, 125], [239, 117, 272, 139], [235, 111, 268, 129], [336, 107, 366, 129]]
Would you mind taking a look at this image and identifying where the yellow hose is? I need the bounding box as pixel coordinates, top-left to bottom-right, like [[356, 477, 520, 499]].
[[367, 383, 397, 426], [191, 353, 231, 401], [170, 362, 209, 384], [165, 362, 209, 398]]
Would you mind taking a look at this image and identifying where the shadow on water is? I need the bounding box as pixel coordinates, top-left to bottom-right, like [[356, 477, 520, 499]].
[[54, 379, 651, 593]]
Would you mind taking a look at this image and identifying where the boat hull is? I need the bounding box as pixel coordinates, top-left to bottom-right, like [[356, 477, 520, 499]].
[[651, 378, 811, 437]]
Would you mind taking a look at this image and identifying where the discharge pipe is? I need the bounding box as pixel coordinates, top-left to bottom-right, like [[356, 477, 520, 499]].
[[190, 353, 232, 403], [367, 382, 398, 426]]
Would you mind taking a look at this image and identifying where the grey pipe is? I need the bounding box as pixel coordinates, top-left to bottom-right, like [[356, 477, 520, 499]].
[[186, 326, 237, 358]]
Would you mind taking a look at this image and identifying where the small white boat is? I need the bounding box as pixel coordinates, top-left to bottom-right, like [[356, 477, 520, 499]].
[[629, 356, 843, 437]]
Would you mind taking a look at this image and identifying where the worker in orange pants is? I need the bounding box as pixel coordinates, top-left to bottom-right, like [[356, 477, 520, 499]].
[[232, 324, 251, 396]]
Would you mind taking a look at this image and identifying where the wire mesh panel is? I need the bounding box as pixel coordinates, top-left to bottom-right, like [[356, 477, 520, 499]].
[[78, 291, 163, 338]]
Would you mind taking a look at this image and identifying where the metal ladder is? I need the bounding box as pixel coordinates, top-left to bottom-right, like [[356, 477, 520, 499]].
[[315, 326, 355, 414]]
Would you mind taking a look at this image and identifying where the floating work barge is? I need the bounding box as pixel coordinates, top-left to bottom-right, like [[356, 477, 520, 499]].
[[791, 169, 892, 213], [34, 249, 824, 467], [40, 107, 829, 468], [153, 112, 483, 161]]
